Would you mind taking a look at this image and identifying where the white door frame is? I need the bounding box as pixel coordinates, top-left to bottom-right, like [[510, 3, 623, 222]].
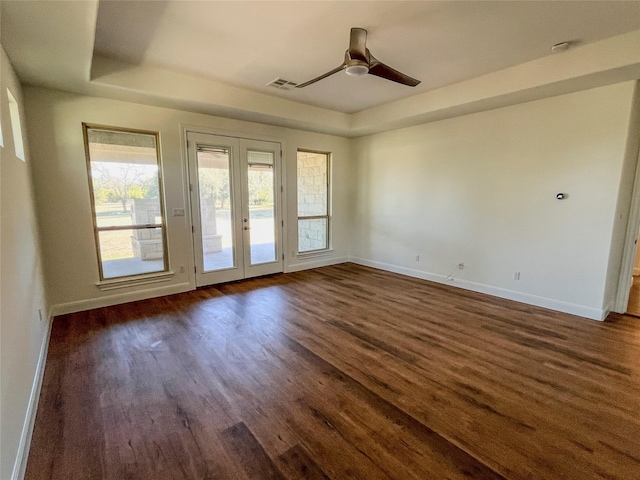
[[615, 127, 640, 313], [185, 130, 284, 287], [239, 138, 285, 278]]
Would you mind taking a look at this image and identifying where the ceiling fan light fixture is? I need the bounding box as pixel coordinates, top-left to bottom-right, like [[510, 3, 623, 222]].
[[345, 64, 369, 77], [295, 27, 420, 88]]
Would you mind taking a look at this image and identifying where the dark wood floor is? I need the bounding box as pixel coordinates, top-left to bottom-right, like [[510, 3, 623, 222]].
[[26, 263, 640, 479]]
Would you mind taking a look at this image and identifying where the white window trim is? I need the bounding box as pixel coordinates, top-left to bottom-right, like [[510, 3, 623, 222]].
[[297, 149, 331, 254], [297, 248, 335, 259], [96, 271, 175, 291], [7, 89, 25, 161], [84, 124, 170, 282]]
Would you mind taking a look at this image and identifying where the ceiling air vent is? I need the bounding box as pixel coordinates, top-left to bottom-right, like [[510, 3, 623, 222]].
[[267, 78, 298, 90]]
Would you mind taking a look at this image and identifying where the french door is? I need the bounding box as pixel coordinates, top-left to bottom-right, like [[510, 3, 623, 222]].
[[187, 132, 283, 286]]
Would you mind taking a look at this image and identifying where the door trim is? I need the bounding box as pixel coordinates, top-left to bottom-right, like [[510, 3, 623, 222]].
[[185, 129, 284, 287], [615, 139, 640, 313], [239, 138, 284, 278], [614, 81, 640, 315]]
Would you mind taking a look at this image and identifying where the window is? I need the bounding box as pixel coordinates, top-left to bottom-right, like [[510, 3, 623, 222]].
[[297, 150, 330, 253], [7, 89, 25, 160], [84, 125, 168, 280]]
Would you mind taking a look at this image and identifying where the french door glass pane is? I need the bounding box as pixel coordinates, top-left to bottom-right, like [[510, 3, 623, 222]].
[[197, 148, 235, 272], [99, 228, 165, 278], [247, 150, 276, 265]]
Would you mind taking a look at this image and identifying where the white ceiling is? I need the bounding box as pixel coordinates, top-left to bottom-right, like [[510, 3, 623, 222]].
[[1, 1, 639, 136], [93, 0, 640, 113]]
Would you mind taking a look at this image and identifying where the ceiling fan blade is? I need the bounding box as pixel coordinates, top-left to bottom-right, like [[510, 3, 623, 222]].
[[295, 64, 346, 88], [368, 57, 421, 87], [348, 28, 368, 61]]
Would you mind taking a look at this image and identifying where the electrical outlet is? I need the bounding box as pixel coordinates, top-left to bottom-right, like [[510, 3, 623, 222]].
[[513, 271, 520, 280], [457, 263, 464, 270]]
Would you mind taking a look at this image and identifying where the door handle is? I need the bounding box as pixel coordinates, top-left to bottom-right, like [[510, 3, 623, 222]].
[[243, 226, 250, 230], [243, 218, 249, 230]]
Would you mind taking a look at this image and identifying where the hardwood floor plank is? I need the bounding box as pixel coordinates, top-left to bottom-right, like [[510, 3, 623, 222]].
[[276, 445, 330, 480], [262, 266, 640, 478], [278, 336, 504, 479], [25, 263, 640, 480], [221, 422, 284, 480]]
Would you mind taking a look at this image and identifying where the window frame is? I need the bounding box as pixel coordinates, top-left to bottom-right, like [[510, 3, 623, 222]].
[[296, 149, 331, 255], [83, 123, 170, 281], [7, 89, 25, 160]]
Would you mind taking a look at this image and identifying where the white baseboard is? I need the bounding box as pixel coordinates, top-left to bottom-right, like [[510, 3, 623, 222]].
[[348, 256, 606, 321], [50, 281, 192, 317], [12, 313, 54, 480], [601, 301, 616, 320], [286, 255, 348, 273]]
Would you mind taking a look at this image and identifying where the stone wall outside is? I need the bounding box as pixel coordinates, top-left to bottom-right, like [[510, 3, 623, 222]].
[[131, 198, 164, 260], [297, 152, 328, 252]]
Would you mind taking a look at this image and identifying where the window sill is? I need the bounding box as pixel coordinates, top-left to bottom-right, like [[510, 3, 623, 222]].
[[297, 249, 334, 260], [96, 271, 175, 291]]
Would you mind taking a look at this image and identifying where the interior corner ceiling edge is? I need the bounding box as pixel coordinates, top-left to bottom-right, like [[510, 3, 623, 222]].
[[84, 29, 640, 138]]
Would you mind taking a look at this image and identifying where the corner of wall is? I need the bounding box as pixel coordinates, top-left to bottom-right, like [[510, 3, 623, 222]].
[[606, 80, 640, 313], [1, 43, 52, 480]]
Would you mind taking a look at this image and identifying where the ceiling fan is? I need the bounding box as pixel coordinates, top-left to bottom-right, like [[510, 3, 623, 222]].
[[296, 27, 420, 89]]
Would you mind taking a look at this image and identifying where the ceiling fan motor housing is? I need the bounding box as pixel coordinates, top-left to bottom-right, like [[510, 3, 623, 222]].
[[345, 54, 370, 76]]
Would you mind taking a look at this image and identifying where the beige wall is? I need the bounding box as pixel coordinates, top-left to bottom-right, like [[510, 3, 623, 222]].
[[351, 82, 636, 319], [4, 39, 639, 480], [23, 87, 353, 313], [22, 80, 639, 320], [0, 46, 50, 480]]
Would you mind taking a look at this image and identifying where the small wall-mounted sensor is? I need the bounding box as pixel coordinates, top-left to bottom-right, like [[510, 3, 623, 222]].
[[556, 193, 567, 200]]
